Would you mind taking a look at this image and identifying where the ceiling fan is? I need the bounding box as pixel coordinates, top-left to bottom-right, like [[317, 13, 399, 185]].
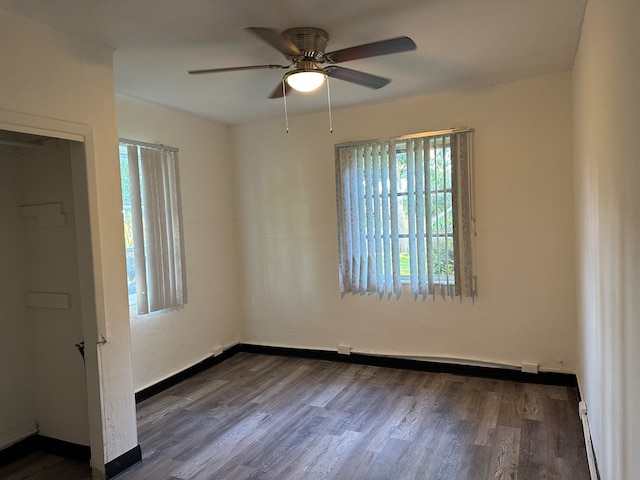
[[188, 27, 417, 98]]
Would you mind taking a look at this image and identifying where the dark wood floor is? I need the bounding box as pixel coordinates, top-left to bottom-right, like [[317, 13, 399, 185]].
[[0, 352, 590, 479]]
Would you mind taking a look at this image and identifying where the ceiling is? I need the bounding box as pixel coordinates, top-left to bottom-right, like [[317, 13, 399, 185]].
[[0, 0, 587, 126]]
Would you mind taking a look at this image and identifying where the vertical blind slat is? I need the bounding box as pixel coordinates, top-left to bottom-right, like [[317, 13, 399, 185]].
[[424, 139, 434, 295], [450, 134, 462, 297], [349, 147, 361, 291], [336, 148, 348, 291], [364, 144, 375, 292], [372, 143, 384, 293], [458, 132, 474, 297], [127, 145, 149, 314], [406, 139, 418, 294], [357, 146, 367, 291], [414, 138, 427, 295], [388, 143, 401, 293], [380, 143, 392, 294], [139, 148, 160, 311]]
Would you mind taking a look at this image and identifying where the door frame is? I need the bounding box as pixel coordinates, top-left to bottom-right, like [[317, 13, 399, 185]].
[[0, 108, 109, 472]]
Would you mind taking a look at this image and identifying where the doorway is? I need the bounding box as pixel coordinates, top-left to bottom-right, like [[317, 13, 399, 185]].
[[0, 130, 93, 458]]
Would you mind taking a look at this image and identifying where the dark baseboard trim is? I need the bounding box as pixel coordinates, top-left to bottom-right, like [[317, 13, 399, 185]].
[[0, 435, 37, 467], [133, 342, 578, 406], [135, 344, 242, 403], [238, 344, 579, 388], [0, 435, 138, 478], [36, 435, 90, 461], [0, 434, 90, 467], [105, 444, 142, 479]]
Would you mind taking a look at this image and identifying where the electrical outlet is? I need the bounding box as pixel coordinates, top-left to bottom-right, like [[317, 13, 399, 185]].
[[521, 361, 539, 374], [337, 344, 351, 355]]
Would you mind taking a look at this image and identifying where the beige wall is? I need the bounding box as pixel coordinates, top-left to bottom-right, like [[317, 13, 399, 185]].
[[116, 96, 242, 392], [20, 140, 90, 445], [0, 10, 137, 476], [573, 0, 640, 478], [0, 146, 35, 448], [232, 72, 577, 372]]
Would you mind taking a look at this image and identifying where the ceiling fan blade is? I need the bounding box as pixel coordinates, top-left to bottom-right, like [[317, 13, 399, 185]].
[[268, 80, 292, 99], [189, 64, 289, 75], [326, 36, 416, 63], [325, 66, 390, 89], [246, 27, 302, 57]]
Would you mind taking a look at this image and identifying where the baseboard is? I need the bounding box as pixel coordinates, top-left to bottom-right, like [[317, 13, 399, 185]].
[[0, 435, 37, 467], [135, 344, 242, 403], [105, 444, 142, 479], [134, 343, 579, 407], [36, 435, 90, 461], [579, 401, 601, 480], [0, 434, 90, 467], [239, 344, 579, 387]]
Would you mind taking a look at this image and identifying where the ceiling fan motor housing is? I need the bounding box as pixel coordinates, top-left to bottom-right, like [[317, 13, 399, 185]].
[[281, 27, 329, 60]]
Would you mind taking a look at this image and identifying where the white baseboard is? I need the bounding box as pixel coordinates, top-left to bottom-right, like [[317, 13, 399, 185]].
[[579, 401, 600, 480]]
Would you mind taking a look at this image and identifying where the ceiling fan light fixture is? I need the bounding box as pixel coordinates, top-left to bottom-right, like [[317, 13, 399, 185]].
[[285, 69, 326, 93]]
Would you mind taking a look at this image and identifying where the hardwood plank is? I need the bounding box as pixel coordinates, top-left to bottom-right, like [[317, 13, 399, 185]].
[[423, 421, 473, 480], [272, 430, 362, 480], [306, 378, 349, 408], [473, 391, 501, 446], [389, 389, 436, 441], [231, 407, 328, 472], [496, 380, 525, 429], [486, 425, 521, 480], [115, 457, 184, 480], [362, 437, 414, 480], [319, 442, 378, 480], [522, 383, 545, 421], [518, 418, 560, 479], [360, 395, 414, 452]]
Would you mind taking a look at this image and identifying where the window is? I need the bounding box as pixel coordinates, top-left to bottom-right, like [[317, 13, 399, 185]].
[[335, 130, 476, 299], [119, 139, 187, 315]]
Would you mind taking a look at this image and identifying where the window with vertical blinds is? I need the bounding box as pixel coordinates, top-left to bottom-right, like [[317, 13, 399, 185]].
[[119, 140, 187, 315], [335, 130, 476, 299]]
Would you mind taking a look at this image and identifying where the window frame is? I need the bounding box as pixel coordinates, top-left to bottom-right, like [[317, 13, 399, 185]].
[[334, 128, 476, 299], [119, 138, 187, 316]]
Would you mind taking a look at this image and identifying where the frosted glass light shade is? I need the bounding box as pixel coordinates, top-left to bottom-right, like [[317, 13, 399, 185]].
[[286, 71, 326, 92]]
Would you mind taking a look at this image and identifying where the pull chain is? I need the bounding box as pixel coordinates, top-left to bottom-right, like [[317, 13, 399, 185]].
[[281, 75, 334, 134], [282, 79, 289, 133], [326, 77, 333, 133]]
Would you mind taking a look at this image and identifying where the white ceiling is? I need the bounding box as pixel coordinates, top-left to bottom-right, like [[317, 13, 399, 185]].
[[0, 0, 586, 126]]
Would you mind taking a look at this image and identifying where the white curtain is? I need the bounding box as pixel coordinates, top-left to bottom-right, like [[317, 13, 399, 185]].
[[127, 144, 186, 314], [335, 131, 474, 299]]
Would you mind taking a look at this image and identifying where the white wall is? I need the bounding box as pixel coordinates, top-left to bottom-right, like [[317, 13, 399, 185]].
[[0, 9, 137, 476], [573, 0, 640, 478], [232, 72, 577, 372], [19, 140, 89, 445], [116, 96, 242, 392], [0, 146, 35, 448]]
